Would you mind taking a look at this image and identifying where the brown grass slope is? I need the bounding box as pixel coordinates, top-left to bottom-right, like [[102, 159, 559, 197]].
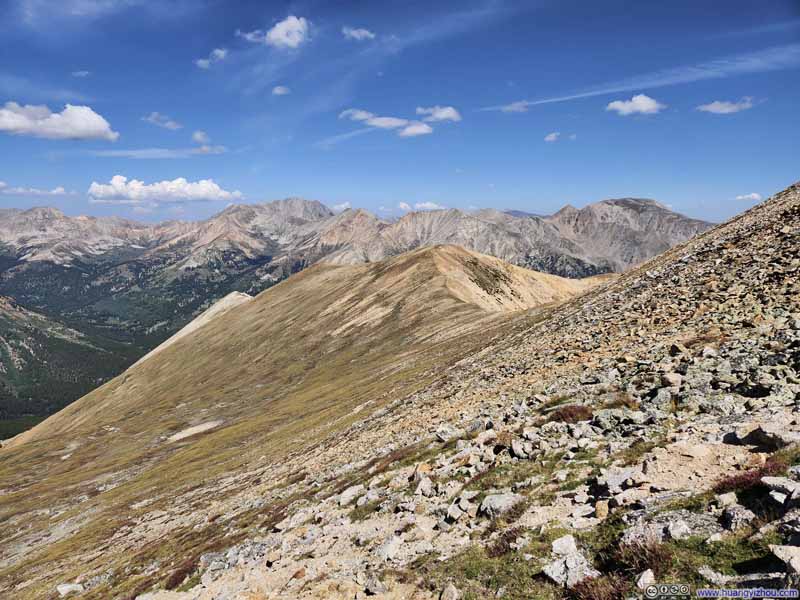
[[0, 245, 607, 599]]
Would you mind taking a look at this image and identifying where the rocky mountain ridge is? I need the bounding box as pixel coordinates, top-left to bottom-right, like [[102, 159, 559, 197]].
[[0, 197, 710, 277], [0, 196, 710, 419]]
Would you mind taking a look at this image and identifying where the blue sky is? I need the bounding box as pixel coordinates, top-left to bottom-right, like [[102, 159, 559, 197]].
[[0, 0, 798, 223]]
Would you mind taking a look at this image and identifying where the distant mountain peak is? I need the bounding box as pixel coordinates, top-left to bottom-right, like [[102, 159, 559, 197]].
[[599, 197, 669, 211], [21, 206, 66, 219]]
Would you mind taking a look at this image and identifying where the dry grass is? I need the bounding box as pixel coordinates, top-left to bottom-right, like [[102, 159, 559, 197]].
[[549, 404, 593, 424], [614, 541, 674, 578], [713, 454, 788, 493], [485, 527, 524, 558], [568, 574, 630, 600]]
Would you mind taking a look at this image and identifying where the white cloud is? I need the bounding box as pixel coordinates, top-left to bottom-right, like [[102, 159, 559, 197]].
[[314, 127, 378, 149], [88, 175, 242, 205], [0, 181, 74, 196], [92, 146, 227, 159], [544, 131, 560, 142], [415, 201, 446, 210], [193, 145, 226, 155], [398, 202, 411, 211], [272, 85, 291, 96], [606, 94, 666, 116], [340, 109, 407, 130], [20, 0, 143, 24], [333, 201, 351, 212], [368, 116, 409, 129], [399, 121, 433, 137], [0, 101, 118, 141], [267, 16, 309, 48], [195, 48, 227, 69], [192, 130, 210, 144], [735, 192, 762, 201], [697, 97, 754, 114], [339, 108, 435, 139], [342, 26, 375, 41], [482, 43, 800, 112], [240, 16, 310, 49], [416, 105, 462, 122], [71, 70, 91, 78], [500, 101, 530, 113], [339, 109, 375, 122], [142, 111, 182, 130]]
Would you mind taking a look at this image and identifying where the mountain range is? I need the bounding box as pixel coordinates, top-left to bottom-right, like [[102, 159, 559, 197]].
[[0, 182, 794, 599], [0, 198, 710, 421]]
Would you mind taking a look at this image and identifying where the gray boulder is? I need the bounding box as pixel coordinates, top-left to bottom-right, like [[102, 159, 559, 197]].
[[364, 571, 387, 595], [622, 509, 724, 545], [551, 534, 579, 556], [721, 505, 756, 531], [56, 584, 85, 597], [746, 425, 800, 450], [440, 583, 462, 600], [376, 535, 401, 561], [543, 552, 600, 588], [339, 484, 365, 507], [479, 493, 523, 519], [771, 545, 800, 573]]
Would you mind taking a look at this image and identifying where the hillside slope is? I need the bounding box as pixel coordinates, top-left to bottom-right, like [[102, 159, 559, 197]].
[[0, 246, 609, 598], [30, 179, 795, 600]]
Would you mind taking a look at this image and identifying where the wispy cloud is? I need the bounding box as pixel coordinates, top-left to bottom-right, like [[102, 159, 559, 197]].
[[416, 105, 462, 122], [713, 19, 800, 39], [195, 48, 227, 70], [385, 1, 520, 54], [697, 97, 754, 114], [735, 192, 762, 201], [333, 201, 351, 212], [415, 201, 446, 210], [142, 111, 182, 130], [0, 73, 87, 102], [17, 0, 202, 28], [18, 0, 144, 25], [331, 106, 454, 144], [342, 26, 375, 41], [0, 180, 75, 196], [71, 70, 91, 78], [399, 122, 433, 137], [90, 147, 225, 159], [192, 130, 210, 144], [314, 127, 378, 150], [483, 43, 800, 112], [91, 129, 226, 159]]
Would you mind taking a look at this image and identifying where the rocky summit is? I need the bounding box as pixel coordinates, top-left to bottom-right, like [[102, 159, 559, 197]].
[[0, 181, 796, 599]]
